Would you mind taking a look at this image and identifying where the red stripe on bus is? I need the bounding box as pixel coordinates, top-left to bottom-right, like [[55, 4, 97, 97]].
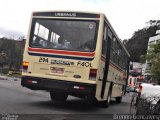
[[28, 47, 95, 57]]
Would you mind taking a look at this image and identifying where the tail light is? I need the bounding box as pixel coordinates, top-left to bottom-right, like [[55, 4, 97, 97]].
[[73, 86, 85, 90], [89, 69, 97, 80], [22, 61, 29, 72], [139, 85, 142, 92], [27, 80, 37, 84], [138, 84, 143, 96]]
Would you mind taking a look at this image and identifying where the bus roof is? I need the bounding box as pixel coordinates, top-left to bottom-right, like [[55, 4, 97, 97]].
[[32, 11, 103, 19]]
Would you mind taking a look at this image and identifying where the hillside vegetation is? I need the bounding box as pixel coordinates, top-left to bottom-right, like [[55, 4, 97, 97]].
[[125, 20, 160, 62], [0, 38, 25, 73]]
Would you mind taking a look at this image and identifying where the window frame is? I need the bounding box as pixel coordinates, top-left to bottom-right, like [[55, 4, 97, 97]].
[[29, 18, 99, 52]]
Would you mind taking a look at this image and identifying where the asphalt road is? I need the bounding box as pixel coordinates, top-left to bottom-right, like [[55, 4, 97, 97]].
[[0, 77, 133, 120]]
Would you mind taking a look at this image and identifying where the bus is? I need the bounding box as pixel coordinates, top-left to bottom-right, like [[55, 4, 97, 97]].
[[21, 11, 130, 107]]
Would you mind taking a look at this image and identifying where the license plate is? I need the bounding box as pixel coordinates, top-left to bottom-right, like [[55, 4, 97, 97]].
[[50, 67, 64, 74]]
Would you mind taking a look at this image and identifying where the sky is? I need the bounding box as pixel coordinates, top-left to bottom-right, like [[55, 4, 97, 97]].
[[0, 0, 160, 40]]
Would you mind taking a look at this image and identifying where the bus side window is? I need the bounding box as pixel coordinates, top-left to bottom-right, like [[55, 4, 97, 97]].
[[107, 28, 112, 56], [102, 26, 107, 56], [102, 26, 113, 57], [110, 37, 116, 61], [102, 40, 107, 56]]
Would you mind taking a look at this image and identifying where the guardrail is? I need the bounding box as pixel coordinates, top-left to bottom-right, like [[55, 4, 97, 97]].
[[130, 93, 160, 115]]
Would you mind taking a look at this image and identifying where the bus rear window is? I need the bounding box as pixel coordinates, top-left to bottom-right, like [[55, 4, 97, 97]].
[[29, 19, 98, 52]]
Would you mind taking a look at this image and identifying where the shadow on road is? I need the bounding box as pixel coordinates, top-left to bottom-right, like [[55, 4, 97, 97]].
[[28, 97, 123, 113]]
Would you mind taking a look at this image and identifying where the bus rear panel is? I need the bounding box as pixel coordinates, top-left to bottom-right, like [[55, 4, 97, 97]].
[[21, 11, 101, 98], [21, 11, 130, 105]]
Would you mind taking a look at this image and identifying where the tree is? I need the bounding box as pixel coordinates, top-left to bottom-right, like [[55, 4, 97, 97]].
[[125, 20, 160, 62], [144, 42, 160, 84], [0, 38, 25, 72], [0, 51, 7, 73]]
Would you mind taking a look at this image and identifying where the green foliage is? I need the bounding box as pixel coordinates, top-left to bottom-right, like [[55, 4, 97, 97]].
[[145, 42, 160, 84], [0, 38, 25, 72], [8, 70, 22, 77], [140, 55, 146, 63], [0, 51, 7, 66], [125, 20, 160, 62]]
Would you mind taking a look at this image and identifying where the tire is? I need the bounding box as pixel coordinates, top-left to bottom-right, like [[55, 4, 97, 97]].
[[100, 91, 111, 108], [50, 91, 68, 102], [115, 96, 122, 103]]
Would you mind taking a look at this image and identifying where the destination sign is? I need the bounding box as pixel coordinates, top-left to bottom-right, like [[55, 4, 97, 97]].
[[33, 12, 100, 18], [55, 12, 76, 17]]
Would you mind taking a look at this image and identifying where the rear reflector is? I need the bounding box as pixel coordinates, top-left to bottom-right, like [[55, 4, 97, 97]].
[[89, 69, 97, 80], [27, 80, 32, 84], [27, 80, 37, 84], [79, 86, 85, 90], [73, 86, 85, 90]]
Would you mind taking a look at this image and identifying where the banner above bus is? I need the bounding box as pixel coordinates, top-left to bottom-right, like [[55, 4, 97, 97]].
[[33, 12, 100, 18]]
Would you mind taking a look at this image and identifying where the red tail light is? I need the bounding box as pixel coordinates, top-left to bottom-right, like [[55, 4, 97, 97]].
[[27, 80, 32, 84], [138, 84, 142, 96], [27, 80, 37, 84], [73, 86, 85, 90], [139, 85, 142, 92], [89, 69, 97, 80]]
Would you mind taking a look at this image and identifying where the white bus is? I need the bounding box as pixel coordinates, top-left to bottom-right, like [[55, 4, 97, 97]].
[[21, 11, 130, 107]]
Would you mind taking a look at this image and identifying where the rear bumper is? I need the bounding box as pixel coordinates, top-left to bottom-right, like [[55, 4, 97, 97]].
[[21, 76, 96, 97]]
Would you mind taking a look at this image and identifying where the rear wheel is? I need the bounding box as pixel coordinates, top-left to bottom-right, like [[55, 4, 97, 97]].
[[50, 91, 68, 102], [100, 91, 111, 107], [115, 96, 122, 103]]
